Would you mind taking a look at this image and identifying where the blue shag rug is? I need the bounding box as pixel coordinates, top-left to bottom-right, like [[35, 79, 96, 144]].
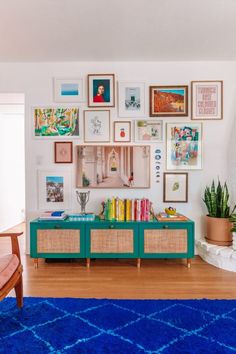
[[1, 298, 236, 353]]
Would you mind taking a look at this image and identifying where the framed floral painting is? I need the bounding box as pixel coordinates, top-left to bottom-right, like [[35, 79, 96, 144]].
[[88, 74, 115, 107]]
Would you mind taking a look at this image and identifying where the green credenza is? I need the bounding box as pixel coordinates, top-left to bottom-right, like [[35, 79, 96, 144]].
[[30, 217, 194, 268]]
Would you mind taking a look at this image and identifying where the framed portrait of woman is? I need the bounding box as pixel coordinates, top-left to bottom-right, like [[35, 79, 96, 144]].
[[88, 74, 115, 107]]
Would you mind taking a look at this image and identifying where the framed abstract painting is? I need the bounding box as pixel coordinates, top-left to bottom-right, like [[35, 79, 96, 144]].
[[118, 81, 145, 117], [150, 85, 188, 117], [134, 120, 163, 142], [88, 74, 115, 107], [166, 122, 202, 170], [53, 78, 84, 102]]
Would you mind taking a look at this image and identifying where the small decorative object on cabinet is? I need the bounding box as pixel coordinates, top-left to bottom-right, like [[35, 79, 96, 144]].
[[203, 180, 235, 246], [88, 74, 115, 107]]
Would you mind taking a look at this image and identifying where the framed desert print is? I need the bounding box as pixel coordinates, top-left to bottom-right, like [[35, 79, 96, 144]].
[[118, 81, 145, 117], [114, 121, 131, 142], [88, 74, 115, 107], [54, 142, 73, 163], [191, 80, 223, 120], [84, 110, 110, 143], [134, 120, 163, 142], [166, 122, 202, 170], [34, 107, 79, 138], [53, 78, 84, 102], [38, 169, 71, 210], [76, 145, 150, 188], [163, 173, 188, 203], [150, 85, 188, 117]]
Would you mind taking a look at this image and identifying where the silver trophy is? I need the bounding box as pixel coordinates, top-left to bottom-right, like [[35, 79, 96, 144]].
[[76, 191, 90, 214]]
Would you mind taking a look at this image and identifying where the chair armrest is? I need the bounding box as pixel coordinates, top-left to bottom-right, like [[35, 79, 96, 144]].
[[0, 232, 23, 262]]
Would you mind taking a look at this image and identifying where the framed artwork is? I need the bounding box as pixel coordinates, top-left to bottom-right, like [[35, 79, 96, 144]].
[[88, 74, 115, 107], [118, 81, 145, 117], [163, 173, 188, 203], [53, 78, 84, 102], [134, 120, 163, 142], [166, 122, 202, 170], [114, 121, 131, 142], [191, 81, 223, 120], [34, 107, 79, 137], [38, 169, 71, 210], [150, 85, 188, 117], [84, 110, 110, 143], [76, 145, 150, 188], [54, 142, 73, 163]]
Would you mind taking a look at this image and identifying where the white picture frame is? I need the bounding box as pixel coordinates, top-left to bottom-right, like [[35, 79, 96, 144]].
[[84, 110, 110, 143], [134, 119, 163, 142], [38, 169, 71, 210], [118, 81, 145, 117], [114, 121, 131, 142], [53, 78, 84, 102]]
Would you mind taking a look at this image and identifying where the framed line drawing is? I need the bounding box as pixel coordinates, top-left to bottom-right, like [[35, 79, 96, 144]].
[[84, 110, 110, 143], [118, 81, 145, 117], [54, 141, 73, 163], [163, 172, 188, 203], [114, 121, 131, 142], [150, 85, 188, 117], [191, 80, 223, 120], [53, 78, 84, 102], [88, 74, 115, 107], [134, 120, 163, 142]]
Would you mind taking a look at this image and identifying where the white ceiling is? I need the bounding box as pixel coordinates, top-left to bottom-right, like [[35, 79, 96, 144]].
[[1, 0, 236, 62]]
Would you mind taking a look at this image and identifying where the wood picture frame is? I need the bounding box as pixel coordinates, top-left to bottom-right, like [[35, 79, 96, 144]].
[[150, 85, 188, 117], [114, 121, 131, 142], [84, 110, 110, 143], [163, 172, 188, 203], [88, 74, 115, 107], [54, 141, 73, 163]]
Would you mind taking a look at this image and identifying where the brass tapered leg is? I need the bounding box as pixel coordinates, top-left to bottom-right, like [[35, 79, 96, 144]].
[[137, 258, 141, 269], [86, 258, 90, 269], [34, 258, 38, 269], [187, 258, 191, 269]]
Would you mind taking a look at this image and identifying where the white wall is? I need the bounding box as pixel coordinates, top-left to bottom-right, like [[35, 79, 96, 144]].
[[0, 61, 235, 253]]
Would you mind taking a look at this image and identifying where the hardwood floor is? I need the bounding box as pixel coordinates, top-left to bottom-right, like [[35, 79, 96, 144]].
[[1, 223, 236, 299]]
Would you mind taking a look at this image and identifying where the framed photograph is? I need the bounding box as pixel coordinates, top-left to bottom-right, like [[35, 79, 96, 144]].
[[166, 122, 202, 170], [191, 81, 223, 120], [114, 121, 131, 142], [118, 81, 145, 117], [53, 78, 84, 102], [54, 142, 73, 163], [163, 173, 188, 203], [150, 85, 188, 117], [34, 107, 79, 137], [84, 110, 110, 143], [88, 74, 115, 107], [76, 145, 150, 188], [134, 120, 163, 142], [38, 169, 71, 210]]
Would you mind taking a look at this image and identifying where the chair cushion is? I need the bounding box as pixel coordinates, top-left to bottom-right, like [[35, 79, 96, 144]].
[[0, 254, 20, 289]]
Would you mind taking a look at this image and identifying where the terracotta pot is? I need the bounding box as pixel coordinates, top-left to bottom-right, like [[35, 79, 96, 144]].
[[205, 216, 232, 246]]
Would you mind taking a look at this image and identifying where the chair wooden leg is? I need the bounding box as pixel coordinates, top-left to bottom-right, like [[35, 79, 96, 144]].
[[15, 276, 23, 308]]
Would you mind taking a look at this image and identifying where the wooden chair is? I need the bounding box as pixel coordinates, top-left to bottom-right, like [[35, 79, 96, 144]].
[[0, 232, 23, 308]]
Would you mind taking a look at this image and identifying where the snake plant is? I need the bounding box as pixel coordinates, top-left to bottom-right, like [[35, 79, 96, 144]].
[[203, 180, 236, 218]]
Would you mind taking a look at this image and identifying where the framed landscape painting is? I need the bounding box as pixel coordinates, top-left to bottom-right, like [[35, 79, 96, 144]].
[[166, 122, 202, 170], [84, 110, 110, 143], [150, 85, 188, 117], [88, 74, 115, 107], [53, 78, 84, 102], [118, 81, 145, 117], [38, 169, 71, 210], [34, 107, 79, 137], [191, 81, 223, 120], [163, 172, 188, 202], [134, 120, 163, 142]]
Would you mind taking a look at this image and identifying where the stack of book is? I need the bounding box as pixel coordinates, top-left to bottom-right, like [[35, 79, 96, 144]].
[[103, 197, 152, 222], [39, 210, 67, 220], [156, 212, 188, 222]]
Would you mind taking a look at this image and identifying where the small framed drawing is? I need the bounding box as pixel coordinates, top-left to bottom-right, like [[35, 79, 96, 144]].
[[166, 122, 202, 170], [118, 81, 145, 117], [84, 110, 110, 143], [163, 173, 188, 203], [191, 81, 223, 120], [134, 120, 163, 142], [34, 107, 79, 137], [88, 74, 115, 107], [53, 78, 84, 102], [114, 121, 131, 142], [150, 85, 188, 117], [54, 142, 73, 163], [38, 169, 71, 210]]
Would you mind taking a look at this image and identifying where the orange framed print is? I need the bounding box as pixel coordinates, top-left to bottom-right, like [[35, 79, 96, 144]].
[[191, 81, 223, 120], [54, 141, 73, 163], [150, 85, 188, 117], [114, 121, 131, 142]]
